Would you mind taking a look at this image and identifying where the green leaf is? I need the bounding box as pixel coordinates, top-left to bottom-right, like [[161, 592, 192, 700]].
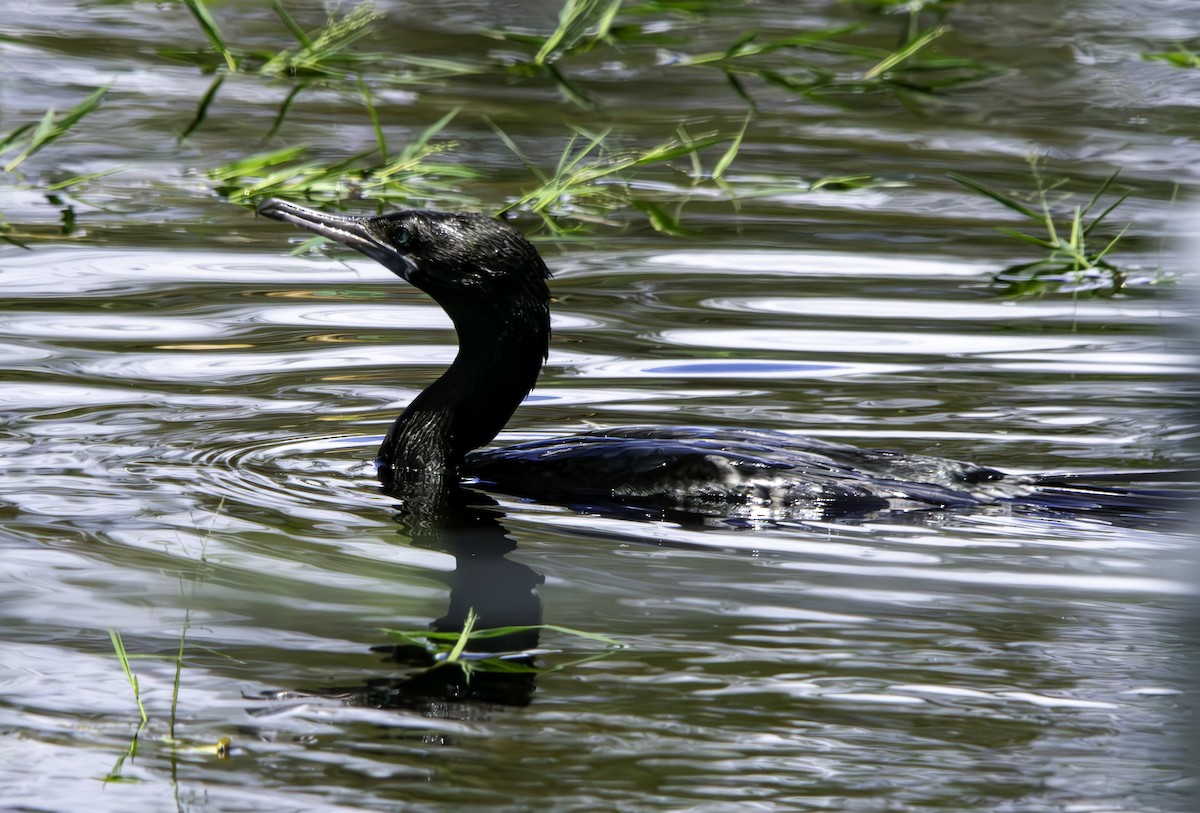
[[864, 25, 948, 79], [180, 74, 225, 142], [947, 172, 1042, 220], [995, 227, 1058, 249], [712, 112, 751, 181], [535, 0, 623, 65], [4, 86, 109, 172], [183, 0, 237, 72], [634, 200, 696, 236], [272, 0, 313, 49], [109, 630, 148, 725]]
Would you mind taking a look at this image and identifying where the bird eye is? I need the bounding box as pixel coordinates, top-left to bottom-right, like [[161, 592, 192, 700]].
[[393, 226, 412, 246]]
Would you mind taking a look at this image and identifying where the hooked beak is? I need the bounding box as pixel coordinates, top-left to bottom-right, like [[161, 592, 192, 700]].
[[256, 198, 416, 280]]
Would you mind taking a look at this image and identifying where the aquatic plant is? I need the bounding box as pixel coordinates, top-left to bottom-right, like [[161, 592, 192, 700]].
[[1143, 45, 1200, 69], [382, 608, 622, 682], [167, 0, 479, 140], [104, 500, 231, 783], [0, 87, 107, 173], [486, 0, 1000, 110], [493, 119, 747, 234], [105, 626, 231, 782], [0, 88, 113, 245], [483, 0, 626, 109], [949, 157, 1140, 293], [210, 78, 751, 236], [104, 630, 148, 782], [210, 109, 481, 220]]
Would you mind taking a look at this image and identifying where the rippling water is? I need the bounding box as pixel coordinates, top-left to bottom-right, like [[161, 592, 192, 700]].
[[2, 1, 1197, 811]]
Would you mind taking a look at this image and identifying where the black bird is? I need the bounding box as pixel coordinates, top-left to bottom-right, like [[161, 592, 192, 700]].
[[257, 199, 1184, 520]]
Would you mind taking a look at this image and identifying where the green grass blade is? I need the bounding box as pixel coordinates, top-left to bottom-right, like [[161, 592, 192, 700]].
[[5, 108, 56, 171], [995, 227, 1058, 249], [1094, 223, 1130, 262], [543, 62, 598, 110], [536, 624, 625, 647], [5, 86, 108, 172], [489, 120, 546, 182], [383, 621, 624, 649], [712, 112, 751, 181], [358, 76, 387, 161], [180, 74, 224, 142], [535, 0, 622, 65], [170, 613, 189, 741], [948, 172, 1042, 220], [444, 609, 478, 664], [724, 29, 759, 58], [264, 83, 306, 143], [454, 623, 624, 648], [863, 24, 947, 79], [183, 0, 238, 72], [1079, 169, 1119, 219], [44, 167, 124, 191], [272, 0, 313, 49], [209, 144, 309, 180], [109, 630, 148, 725], [1068, 205, 1082, 250], [0, 121, 34, 155], [723, 69, 758, 109], [1082, 189, 1132, 236], [634, 200, 696, 236]]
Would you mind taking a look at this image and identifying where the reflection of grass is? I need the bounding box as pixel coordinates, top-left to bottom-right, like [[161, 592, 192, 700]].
[[382, 608, 622, 682], [950, 157, 1139, 293]]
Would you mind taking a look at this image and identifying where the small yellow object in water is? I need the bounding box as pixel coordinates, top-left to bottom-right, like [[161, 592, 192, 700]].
[[156, 344, 256, 350]]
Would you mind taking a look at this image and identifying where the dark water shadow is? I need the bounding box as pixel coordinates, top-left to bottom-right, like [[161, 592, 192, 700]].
[[258, 483, 545, 716]]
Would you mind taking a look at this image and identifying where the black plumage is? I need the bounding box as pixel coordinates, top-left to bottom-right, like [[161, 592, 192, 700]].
[[258, 199, 1184, 520]]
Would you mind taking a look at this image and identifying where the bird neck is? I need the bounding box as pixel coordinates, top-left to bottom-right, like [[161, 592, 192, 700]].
[[378, 303, 548, 487]]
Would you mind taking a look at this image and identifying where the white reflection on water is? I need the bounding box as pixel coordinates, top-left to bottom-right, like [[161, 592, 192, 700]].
[[706, 295, 1184, 322], [650, 251, 987, 277], [660, 327, 1103, 356]]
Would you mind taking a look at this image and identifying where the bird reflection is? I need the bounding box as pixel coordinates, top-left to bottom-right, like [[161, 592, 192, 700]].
[[366, 485, 544, 710], [267, 484, 545, 715]]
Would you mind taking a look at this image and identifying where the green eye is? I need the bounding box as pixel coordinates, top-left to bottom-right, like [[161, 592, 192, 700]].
[[393, 226, 411, 246]]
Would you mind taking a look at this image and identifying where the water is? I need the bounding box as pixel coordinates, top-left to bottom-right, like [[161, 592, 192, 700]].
[[0, 1, 1196, 811]]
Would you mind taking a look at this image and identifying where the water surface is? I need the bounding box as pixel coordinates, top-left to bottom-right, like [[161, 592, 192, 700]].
[[0, 1, 1195, 811]]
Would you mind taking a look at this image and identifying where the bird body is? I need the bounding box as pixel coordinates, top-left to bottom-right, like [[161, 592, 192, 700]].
[[257, 199, 1181, 520], [464, 426, 1024, 516]]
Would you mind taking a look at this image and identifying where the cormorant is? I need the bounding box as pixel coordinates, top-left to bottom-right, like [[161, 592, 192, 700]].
[[257, 199, 1182, 520]]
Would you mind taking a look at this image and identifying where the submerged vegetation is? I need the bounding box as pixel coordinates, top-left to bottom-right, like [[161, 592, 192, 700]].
[[382, 608, 622, 682]]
